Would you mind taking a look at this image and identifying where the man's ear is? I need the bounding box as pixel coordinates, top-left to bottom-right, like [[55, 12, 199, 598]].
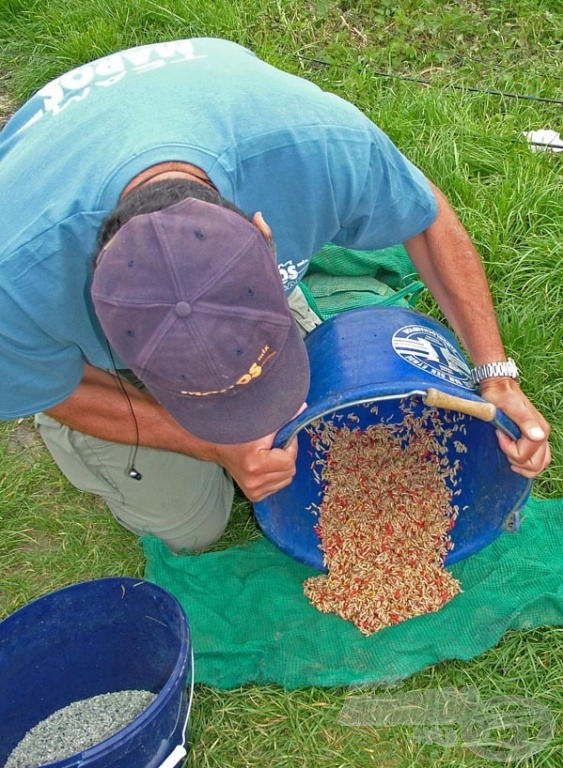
[[252, 211, 273, 244]]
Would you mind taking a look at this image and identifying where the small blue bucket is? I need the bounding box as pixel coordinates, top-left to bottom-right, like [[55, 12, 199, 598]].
[[0, 577, 193, 768], [254, 306, 532, 571]]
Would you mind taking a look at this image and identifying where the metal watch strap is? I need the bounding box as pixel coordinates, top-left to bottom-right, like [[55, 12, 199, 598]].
[[470, 357, 519, 386]]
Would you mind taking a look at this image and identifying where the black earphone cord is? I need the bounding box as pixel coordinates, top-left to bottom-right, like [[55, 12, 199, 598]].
[[105, 342, 143, 481]]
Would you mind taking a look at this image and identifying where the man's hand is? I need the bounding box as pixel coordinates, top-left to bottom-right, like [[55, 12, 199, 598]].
[[479, 378, 551, 478], [213, 432, 299, 501]]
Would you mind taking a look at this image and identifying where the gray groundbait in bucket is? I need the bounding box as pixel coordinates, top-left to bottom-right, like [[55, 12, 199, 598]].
[[0, 578, 193, 768], [254, 306, 532, 570]]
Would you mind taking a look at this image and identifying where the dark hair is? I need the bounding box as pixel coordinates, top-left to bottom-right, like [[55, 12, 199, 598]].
[[97, 178, 251, 249]]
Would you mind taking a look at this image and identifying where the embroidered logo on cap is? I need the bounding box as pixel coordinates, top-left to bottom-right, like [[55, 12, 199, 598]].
[[180, 347, 277, 396]]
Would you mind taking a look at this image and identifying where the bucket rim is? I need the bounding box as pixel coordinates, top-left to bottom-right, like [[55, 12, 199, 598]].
[[0, 576, 185, 628], [273, 385, 518, 449], [274, 388, 425, 447]]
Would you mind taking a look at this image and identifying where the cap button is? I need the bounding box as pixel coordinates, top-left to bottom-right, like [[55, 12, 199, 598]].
[[175, 301, 192, 317]]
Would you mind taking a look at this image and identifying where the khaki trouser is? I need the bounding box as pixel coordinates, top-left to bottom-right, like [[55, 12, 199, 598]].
[[35, 287, 321, 552], [35, 411, 234, 552]]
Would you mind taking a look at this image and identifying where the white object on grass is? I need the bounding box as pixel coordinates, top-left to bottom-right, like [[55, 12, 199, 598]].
[[523, 129, 563, 153]]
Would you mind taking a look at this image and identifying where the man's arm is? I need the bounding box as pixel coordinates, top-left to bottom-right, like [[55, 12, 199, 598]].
[[44, 362, 298, 500], [404, 182, 550, 478]]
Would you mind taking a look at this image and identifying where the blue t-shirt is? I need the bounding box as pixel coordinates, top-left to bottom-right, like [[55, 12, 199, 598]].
[[0, 38, 437, 419]]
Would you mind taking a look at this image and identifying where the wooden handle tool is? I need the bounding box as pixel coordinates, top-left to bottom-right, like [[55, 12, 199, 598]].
[[423, 388, 497, 422]]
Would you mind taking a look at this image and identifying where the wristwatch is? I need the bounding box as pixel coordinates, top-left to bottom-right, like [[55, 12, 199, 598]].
[[470, 357, 519, 386]]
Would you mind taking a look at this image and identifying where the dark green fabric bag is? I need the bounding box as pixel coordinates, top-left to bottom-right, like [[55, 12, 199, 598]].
[[300, 243, 424, 320]]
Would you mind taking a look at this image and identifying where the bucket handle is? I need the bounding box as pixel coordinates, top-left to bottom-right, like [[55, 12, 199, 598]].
[[157, 745, 188, 768], [272, 388, 521, 451], [155, 645, 195, 768], [423, 388, 497, 421], [423, 388, 521, 439]]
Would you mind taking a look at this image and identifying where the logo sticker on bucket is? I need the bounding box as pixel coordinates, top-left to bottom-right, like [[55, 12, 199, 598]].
[[392, 325, 473, 389]]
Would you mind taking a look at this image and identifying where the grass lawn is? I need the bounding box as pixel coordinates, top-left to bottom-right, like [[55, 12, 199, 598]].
[[1, 2, 562, 766]]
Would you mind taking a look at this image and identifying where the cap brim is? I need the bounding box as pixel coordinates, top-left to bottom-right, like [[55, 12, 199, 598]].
[[150, 320, 310, 444]]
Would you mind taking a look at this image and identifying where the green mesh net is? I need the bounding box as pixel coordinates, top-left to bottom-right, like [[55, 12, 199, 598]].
[[143, 497, 563, 689]]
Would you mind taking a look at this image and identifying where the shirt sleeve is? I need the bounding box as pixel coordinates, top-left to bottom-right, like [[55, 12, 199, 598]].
[[0, 286, 84, 420], [332, 121, 438, 250]]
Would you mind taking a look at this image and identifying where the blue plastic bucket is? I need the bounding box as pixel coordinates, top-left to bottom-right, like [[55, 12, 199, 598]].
[[0, 577, 193, 768], [254, 306, 532, 571]]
